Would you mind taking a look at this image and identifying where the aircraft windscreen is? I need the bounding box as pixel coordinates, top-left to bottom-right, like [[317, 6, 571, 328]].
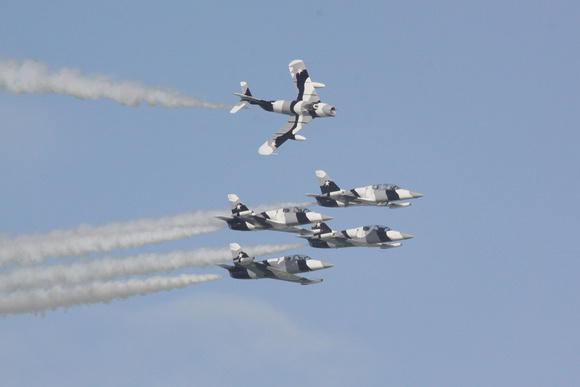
[[374, 225, 391, 231], [381, 184, 400, 190]]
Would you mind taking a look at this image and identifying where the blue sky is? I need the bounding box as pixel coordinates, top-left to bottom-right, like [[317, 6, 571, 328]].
[[1, 1, 578, 386]]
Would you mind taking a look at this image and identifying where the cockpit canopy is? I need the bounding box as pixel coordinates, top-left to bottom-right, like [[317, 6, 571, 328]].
[[371, 184, 400, 190], [284, 254, 310, 261], [362, 225, 391, 232], [282, 207, 310, 213]]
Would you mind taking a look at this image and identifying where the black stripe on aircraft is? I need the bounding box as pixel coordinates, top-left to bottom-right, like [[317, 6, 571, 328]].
[[295, 70, 309, 101], [297, 259, 311, 272], [386, 191, 400, 201], [296, 212, 309, 224], [274, 116, 299, 148]]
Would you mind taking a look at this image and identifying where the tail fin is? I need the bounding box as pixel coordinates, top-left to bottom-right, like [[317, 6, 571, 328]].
[[230, 243, 254, 265], [227, 194, 253, 217], [230, 243, 243, 259], [315, 170, 341, 195], [312, 222, 332, 235], [230, 82, 252, 113]]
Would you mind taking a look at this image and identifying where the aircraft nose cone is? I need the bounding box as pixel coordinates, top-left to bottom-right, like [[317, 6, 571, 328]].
[[321, 214, 334, 222], [409, 191, 424, 198], [306, 260, 334, 271], [400, 232, 414, 240]]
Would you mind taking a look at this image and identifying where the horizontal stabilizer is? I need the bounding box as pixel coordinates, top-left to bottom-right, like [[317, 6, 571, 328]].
[[233, 93, 263, 103], [230, 100, 247, 114], [215, 216, 232, 221]]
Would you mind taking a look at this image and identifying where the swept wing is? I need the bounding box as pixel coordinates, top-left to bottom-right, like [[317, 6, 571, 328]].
[[266, 266, 323, 285], [259, 115, 313, 155], [289, 60, 321, 103]]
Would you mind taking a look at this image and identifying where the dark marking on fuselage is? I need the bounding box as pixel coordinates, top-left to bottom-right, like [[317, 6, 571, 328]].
[[256, 100, 274, 112], [386, 190, 400, 201], [297, 259, 311, 272], [229, 267, 252, 279], [317, 197, 339, 207], [376, 230, 390, 242], [296, 212, 309, 224], [308, 239, 329, 248], [227, 219, 251, 231]]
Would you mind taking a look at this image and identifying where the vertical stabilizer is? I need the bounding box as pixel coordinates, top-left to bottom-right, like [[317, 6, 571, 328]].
[[230, 243, 254, 265], [227, 194, 252, 216], [316, 170, 341, 194], [230, 82, 252, 113]]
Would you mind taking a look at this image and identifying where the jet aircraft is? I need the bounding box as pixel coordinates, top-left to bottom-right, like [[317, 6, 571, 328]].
[[217, 243, 333, 285], [305, 170, 424, 208], [230, 60, 336, 155], [215, 194, 333, 233], [299, 222, 414, 249]]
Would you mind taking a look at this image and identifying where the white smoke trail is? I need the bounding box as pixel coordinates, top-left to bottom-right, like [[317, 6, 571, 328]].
[[0, 202, 313, 267], [0, 243, 304, 293], [0, 273, 222, 316], [0, 210, 225, 267], [0, 56, 229, 109]]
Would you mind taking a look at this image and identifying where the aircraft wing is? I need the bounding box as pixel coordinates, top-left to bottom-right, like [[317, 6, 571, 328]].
[[309, 236, 354, 248], [259, 115, 313, 155], [265, 222, 311, 234], [289, 60, 320, 103], [215, 214, 264, 225], [266, 267, 323, 285]]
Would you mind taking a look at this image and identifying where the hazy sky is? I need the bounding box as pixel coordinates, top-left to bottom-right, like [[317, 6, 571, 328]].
[[1, 2, 578, 386]]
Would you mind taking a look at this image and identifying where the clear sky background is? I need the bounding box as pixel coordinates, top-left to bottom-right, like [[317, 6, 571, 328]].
[[1, 1, 578, 386]]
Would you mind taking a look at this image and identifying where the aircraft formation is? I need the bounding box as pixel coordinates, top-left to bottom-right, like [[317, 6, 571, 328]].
[[219, 60, 423, 285]]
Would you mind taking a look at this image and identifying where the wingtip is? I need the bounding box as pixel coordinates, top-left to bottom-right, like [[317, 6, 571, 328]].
[[258, 143, 275, 156]]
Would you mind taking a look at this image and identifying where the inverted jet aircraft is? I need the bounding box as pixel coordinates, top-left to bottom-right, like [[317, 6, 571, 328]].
[[305, 170, 423, 208], [217, 243, 333, 285], [299, 222, 414, 249], [215, 194, 333, 233], [230, 60, 336, 155]]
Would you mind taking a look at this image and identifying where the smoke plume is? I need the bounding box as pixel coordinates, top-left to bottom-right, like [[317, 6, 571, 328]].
[[0, 274, 222, 315], [0, 56, 229, 109], [0, 202, 313, 267], [0, 210, 225, 267]]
